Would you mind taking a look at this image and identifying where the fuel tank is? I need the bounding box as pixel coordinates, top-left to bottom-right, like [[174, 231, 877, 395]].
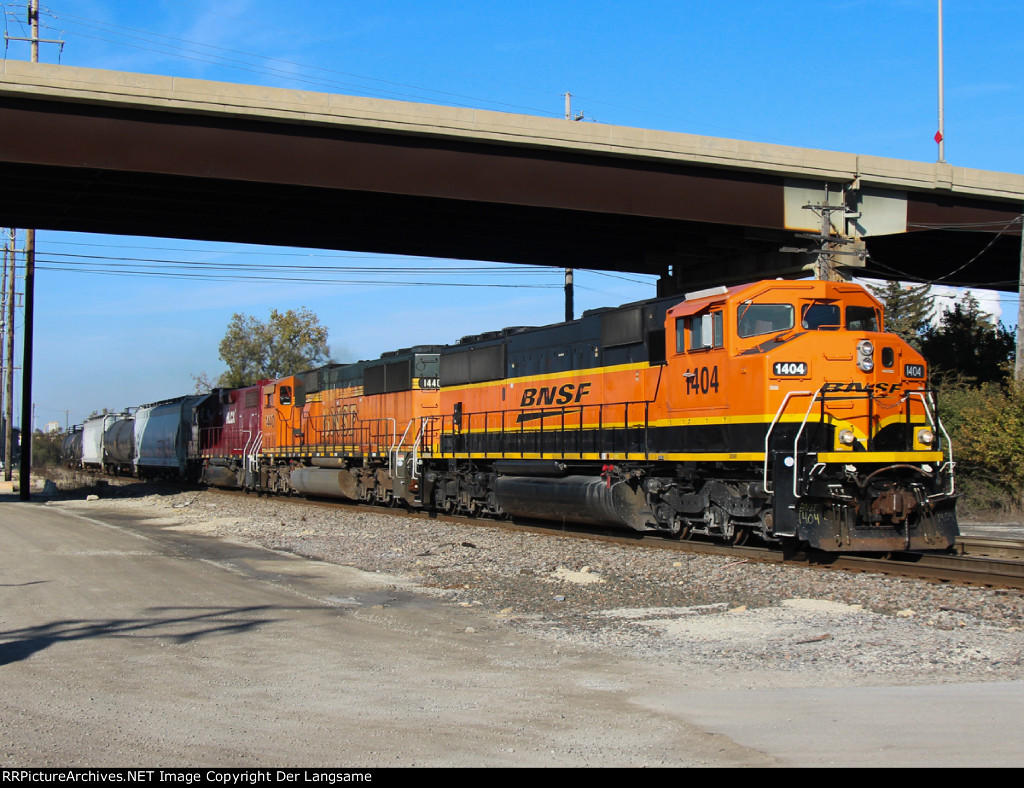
[[289, 466, 360, 500], [202, 463, 240, 489], [494, 475, 654, 531]]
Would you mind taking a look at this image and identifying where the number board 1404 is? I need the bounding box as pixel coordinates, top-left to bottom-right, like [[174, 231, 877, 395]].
[[773, 361, 808, 377]]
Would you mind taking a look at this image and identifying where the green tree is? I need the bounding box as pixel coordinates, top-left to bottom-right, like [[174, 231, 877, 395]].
[[32, 429, 63, 468], [217, 307, 330, 388], [867, 280, 934, 350], [941, 381, 1024, 513], [920, 293, 1014, 385]]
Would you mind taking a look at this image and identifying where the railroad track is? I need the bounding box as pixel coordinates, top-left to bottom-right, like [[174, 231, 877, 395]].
[[955, 535, 1024, 561], [489, 522, 1024, 590], [44, 472, 1024, 591], [208, 486, 1024, 590], [810, 549, 1024, 590]]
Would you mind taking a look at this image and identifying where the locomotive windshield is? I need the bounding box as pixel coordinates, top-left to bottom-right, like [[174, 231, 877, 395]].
[[845, 306, 879, 332], [736, 303, 794, 338], [801, 301, 841, 330], [799, 301, 879, 332]]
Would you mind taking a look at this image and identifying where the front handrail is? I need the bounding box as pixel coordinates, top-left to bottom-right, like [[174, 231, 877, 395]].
[[791, 387, 827, 499], [411, 417, 433, 479], [763, 386, 947, 500], [763, 390, 814, 494], [390, 419, 416, 478], [908, 390, 956, 497]]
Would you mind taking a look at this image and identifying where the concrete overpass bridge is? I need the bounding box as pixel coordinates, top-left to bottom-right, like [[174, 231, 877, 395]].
[[0, 60, 1021, 294]]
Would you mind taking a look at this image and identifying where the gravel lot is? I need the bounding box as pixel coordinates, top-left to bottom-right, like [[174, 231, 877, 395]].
[[44, 475, 1024, 689]]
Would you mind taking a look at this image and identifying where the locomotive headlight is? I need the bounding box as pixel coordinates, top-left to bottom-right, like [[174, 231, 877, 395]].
[[917, 428, 935, 446], [857, 339, 874, 372], [838, 429, 856, 446]]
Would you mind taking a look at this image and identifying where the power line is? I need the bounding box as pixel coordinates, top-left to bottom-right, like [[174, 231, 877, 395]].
[[47, 9, 561, 117], [33, 263, 563, 288], [38, 252, 560, 274]]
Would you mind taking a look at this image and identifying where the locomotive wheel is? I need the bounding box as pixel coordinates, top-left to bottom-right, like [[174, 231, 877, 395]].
[[731, 527, 750, 546]]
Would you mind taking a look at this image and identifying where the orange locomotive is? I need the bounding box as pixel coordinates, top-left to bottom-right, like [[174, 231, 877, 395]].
[[257, 348, 442, 505], [254, 278, 958, 553]]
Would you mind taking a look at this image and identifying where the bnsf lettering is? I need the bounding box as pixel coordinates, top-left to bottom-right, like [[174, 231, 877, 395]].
[[520, 382, 592, 407], [822, 381, 904, 395]]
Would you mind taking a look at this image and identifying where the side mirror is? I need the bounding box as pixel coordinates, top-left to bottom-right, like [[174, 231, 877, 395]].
[[700, 314, 713, 348]]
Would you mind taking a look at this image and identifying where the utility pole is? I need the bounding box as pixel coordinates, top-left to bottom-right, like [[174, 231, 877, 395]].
[[13, 0, 58, 498], [20, 225, 34, 497], [801, 186, 858, 281], [5, 229, 15, 481], [4, 0, 62, 58], [780, 185, 865, 280], [29, 0, 38, 62], [1, 232, 8, 477]]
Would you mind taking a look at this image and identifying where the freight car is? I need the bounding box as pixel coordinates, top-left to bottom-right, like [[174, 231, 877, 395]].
[[134, 396, 203, 479], [72, 278, 959, 553]]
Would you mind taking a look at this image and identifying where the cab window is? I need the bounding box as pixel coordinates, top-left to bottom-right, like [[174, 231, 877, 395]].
[[279, 386, 292, 406], [846, 306, 879, 332], [737, 303, 794, 338], [675, 311, 724, 352], [689, 311, 723, 350], [801, 302, 841, 330]]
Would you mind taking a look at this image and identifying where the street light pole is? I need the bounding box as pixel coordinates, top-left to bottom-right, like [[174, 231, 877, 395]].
[[937, 0, 946, 163]]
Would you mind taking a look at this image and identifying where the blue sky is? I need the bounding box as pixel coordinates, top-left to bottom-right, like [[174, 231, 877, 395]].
[[3, 0, 1022, 428]]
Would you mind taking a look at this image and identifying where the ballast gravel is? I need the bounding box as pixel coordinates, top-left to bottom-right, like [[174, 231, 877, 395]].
[[47, 478, 1024, 688]]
